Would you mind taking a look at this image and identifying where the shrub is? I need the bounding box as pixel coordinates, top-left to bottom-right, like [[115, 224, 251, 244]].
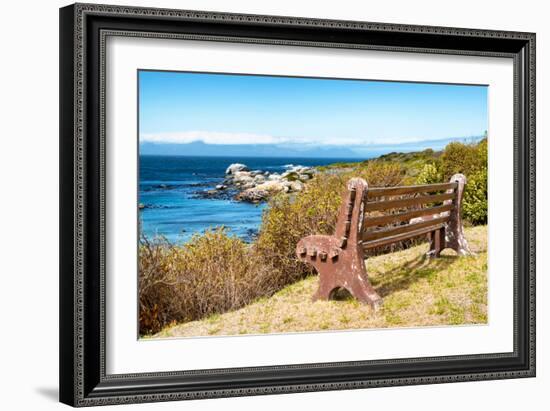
[[376, 149, 441, 180], [437, 139, 488, 225], [476, 138, 488, 166], [139, 236, 178, 334], [463, 168, 488, 225], [355, 161, 406, 187], [440, 139, 487, 180], [139, 229, 273, 335], [254, 173, 345, 288], [416, 163, 442, 185]]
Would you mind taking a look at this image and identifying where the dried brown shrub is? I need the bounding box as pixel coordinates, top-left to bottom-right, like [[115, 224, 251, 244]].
[[139, 229, 273, 335]]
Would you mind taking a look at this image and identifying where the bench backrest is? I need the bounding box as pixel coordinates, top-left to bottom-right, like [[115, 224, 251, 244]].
[[361, 181, 458, 250], [332, 174, 467, 252]]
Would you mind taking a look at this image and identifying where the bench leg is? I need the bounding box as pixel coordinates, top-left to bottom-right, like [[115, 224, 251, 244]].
[[427, 227, 445, 258], [444, 174, 474, 256], [311, 251, 383, 311], [445, 216, 473, 256], [344, 268, 384, 311]]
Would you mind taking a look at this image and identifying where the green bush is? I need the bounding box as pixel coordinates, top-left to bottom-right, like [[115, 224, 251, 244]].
[[416, 139, 488, 225], [440, 139, 488, 225], [440, 139, 487, 180], [475, 138, 488, 166], [463, 168, 488, 225], [416, 163, 442, 185]]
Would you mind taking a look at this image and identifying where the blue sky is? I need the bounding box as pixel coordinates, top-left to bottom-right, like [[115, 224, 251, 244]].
[[139, 70, 487, 154]]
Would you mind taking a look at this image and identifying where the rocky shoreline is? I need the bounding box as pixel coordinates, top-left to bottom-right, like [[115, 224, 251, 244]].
[[198, 163, 317, 203]]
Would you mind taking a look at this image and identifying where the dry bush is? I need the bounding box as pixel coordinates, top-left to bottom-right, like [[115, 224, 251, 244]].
[[139, 236, 178, 334], [139, 229, 273, 335], [254, 173, 345, 288], [353, 161, 406, 187]]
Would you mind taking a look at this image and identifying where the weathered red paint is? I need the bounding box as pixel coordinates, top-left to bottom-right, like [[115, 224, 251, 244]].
[[296, 178, 383, 310]]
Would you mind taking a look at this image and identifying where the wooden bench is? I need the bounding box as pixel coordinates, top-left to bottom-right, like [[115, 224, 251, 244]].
[[295, 174, 472, 310]]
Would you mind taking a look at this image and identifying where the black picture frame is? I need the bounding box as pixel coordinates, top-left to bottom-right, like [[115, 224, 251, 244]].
[[59, 3, 536, 407]]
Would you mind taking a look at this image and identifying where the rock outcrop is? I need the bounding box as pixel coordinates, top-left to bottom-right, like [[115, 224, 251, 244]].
[[225, 163, 249, 175], [206, 163, 317, 203]]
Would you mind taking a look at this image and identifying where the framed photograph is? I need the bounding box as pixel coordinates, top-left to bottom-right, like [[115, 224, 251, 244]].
[[59, 3, 535, 407]]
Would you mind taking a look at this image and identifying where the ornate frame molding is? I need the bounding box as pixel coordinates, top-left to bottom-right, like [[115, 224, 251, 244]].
[[60, 3, 535, 407]]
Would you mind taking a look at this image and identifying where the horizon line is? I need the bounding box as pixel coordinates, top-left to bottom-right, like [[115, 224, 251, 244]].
[[139, 134, 485, 147]]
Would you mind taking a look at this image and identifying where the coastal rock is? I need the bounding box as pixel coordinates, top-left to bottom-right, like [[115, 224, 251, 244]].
[[253, 174, 266, 184], [235, 189, 270, 203], [241, 182, 256, 189], [194, 188, 237, 200], [202, 163, 315, 203], [225, 163, 249, 175], [289, 165, 315, 175], [235, 180, 287, 203], [258, 180, 288, 192], [151, 183, 180, 190], [280, 167, 316, 182], [232, 171, 255, 186], [288, 180, 304, 192], [138, 203, 169, 210]]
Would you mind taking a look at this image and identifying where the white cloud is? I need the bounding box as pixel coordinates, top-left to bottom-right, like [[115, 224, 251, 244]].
[[140, 130, 475, 147]]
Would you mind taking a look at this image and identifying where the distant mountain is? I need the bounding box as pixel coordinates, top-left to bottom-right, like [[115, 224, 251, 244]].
[[139, 141, 360, 158], [139, 136, 484, 158]]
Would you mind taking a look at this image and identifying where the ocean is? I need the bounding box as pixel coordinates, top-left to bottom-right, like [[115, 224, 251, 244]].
[[139, 155, 360, 244]]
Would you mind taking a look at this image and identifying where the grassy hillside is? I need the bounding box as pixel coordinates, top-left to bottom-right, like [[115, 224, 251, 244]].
[[317, 148, 441, 179], [151, 225, 487, 339]]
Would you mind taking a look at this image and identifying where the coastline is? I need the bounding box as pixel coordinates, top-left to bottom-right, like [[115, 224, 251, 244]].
[[138, 155, 364, 244]]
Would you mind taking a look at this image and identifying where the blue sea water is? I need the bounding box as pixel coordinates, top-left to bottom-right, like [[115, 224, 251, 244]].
[[139, 155, 360, 244]]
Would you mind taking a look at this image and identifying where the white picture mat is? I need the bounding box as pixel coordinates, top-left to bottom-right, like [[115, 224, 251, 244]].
[[105, 36, 514, 375]]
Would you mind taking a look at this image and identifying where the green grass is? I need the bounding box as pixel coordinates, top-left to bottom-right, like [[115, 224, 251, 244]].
[[151, 225, 488, 339]]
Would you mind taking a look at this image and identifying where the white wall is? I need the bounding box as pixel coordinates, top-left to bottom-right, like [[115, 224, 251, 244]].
[[0, 0, 546, 409]]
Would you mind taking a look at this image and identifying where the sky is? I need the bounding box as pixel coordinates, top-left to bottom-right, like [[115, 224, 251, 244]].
[[139, 70, 487, 156]]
